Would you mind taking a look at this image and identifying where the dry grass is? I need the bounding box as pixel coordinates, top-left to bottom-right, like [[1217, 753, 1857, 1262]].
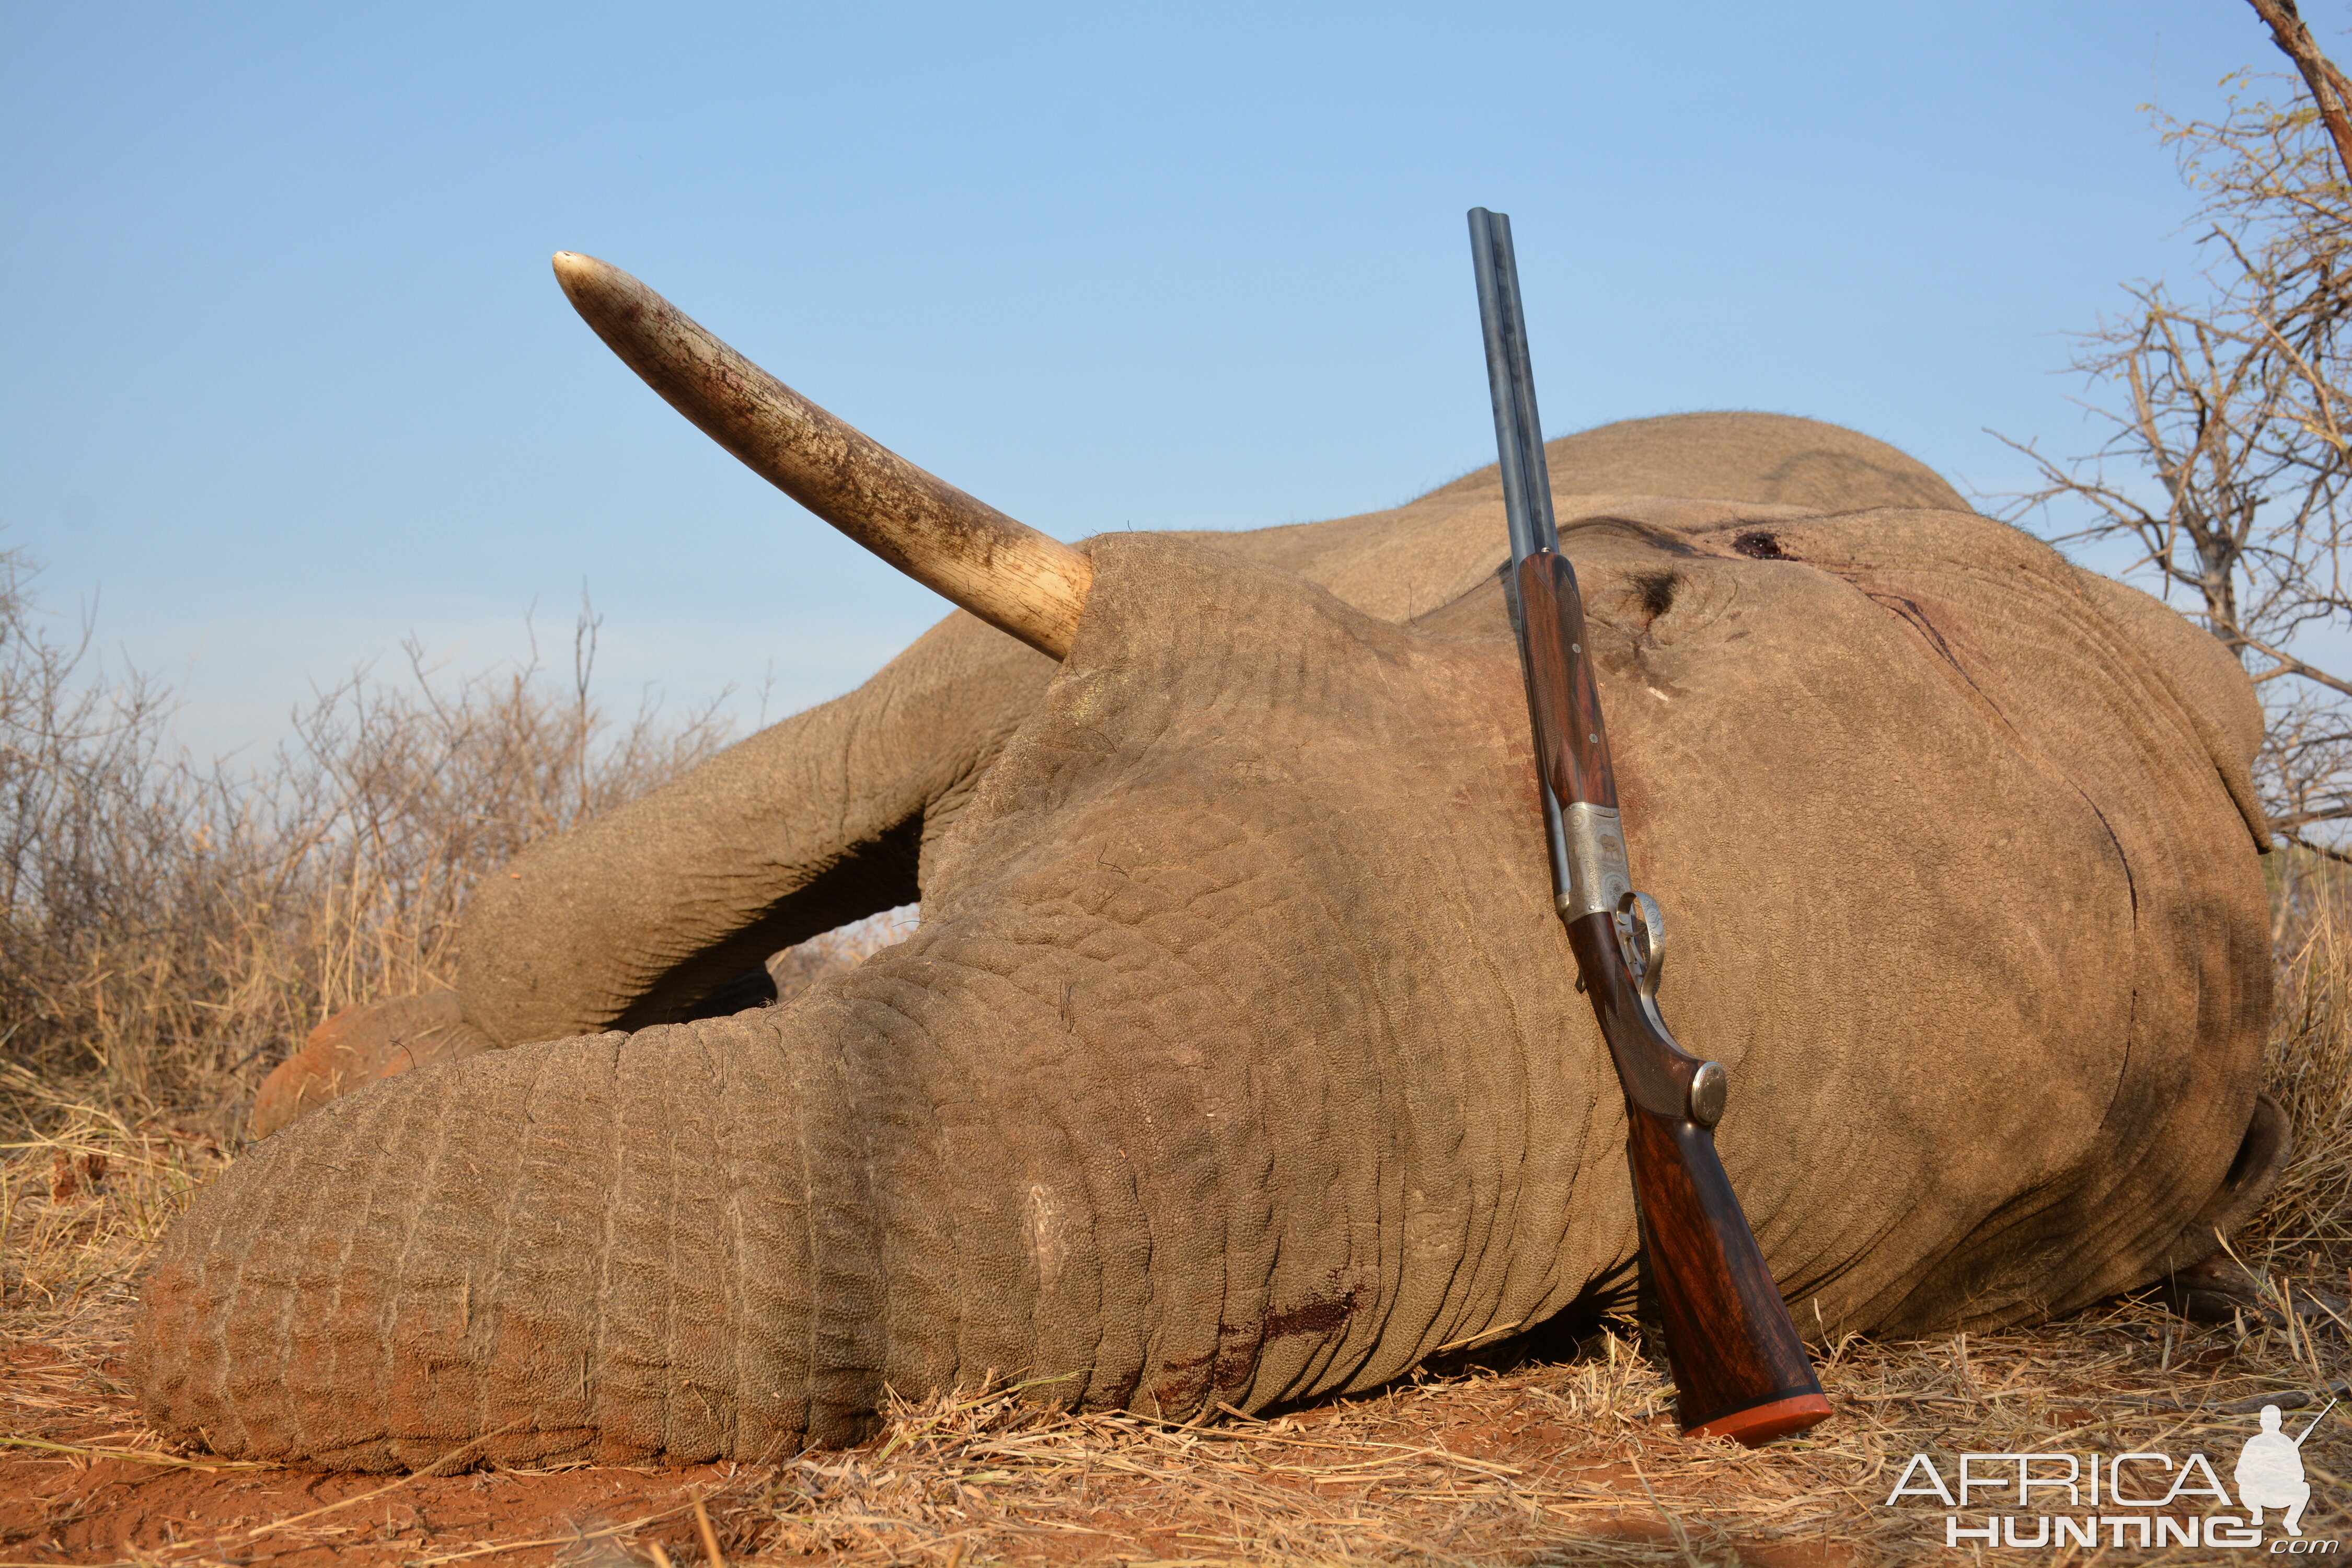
[[0, 1074, 217, 1352], [6, 551, 2352, 1561], [4, 1128, 2346, 1567], [2255, 850, 2352, 1271], [705, 1306, 2349, 1565]]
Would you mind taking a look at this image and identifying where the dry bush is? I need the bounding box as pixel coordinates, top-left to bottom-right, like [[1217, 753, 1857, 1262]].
[[2253, 845, 2352, 1273], [1994, 8, 2352, 855], [771, 905, 921, 1004], [0, 553, 734, 1135]]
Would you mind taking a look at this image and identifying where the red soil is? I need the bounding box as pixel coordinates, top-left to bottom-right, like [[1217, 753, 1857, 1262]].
[[1, 1338, 741, 1565], [1, 1335, 1857, 1566]]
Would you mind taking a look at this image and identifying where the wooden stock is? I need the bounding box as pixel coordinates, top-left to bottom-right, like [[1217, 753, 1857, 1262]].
[[1565, 912, 1830, 1442], [1523, 551, 1830, 1445]]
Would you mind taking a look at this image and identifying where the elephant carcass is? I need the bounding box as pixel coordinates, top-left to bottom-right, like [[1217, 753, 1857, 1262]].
[[134, 267, 2280, 1469]]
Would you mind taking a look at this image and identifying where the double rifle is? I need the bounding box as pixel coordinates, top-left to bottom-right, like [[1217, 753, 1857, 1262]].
[[1467, 208, 1831, 1446]]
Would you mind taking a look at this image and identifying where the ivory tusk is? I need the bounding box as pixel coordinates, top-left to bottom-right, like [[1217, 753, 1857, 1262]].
[[552, 251, 1092, 660]]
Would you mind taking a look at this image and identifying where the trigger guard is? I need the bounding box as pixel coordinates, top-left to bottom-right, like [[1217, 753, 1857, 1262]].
[[1616, 889, 1665, 1003]]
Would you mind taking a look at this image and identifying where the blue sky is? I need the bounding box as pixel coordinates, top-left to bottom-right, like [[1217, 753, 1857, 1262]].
[[0, 1, 2308, 758]]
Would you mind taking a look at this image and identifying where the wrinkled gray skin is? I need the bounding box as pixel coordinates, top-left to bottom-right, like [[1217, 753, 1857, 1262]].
[[136, 413, 2279, 1469]]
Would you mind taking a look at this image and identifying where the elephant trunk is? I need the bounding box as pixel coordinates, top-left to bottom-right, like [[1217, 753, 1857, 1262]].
[[136, 950, 1338, 1467], [136, 1006, 923, 1467], [139, 908, 1603, 1466]]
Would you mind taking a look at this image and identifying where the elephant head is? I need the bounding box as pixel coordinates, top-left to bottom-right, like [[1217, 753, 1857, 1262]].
[[134, 259, 2282, 1469]]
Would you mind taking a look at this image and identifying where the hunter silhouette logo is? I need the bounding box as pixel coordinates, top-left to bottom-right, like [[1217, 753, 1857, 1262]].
[[1882, 1394, 2338, 1549], [2239, 1400, 2334, 1537]]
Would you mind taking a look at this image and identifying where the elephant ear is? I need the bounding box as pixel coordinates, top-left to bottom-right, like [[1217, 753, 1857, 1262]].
[[2155, 1092, 2292, 1278], [2068, 569, 2273, 851]]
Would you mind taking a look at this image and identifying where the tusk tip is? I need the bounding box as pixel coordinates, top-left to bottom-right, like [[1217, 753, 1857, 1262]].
[[550, 250, 621, 296], [551, 253, 650, 329]]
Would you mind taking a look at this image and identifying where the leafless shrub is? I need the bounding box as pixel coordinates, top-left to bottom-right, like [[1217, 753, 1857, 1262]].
[[1996, 4, 2352, 856], [769, 904, 920, 1004], [0, 552, 734, 1133]]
